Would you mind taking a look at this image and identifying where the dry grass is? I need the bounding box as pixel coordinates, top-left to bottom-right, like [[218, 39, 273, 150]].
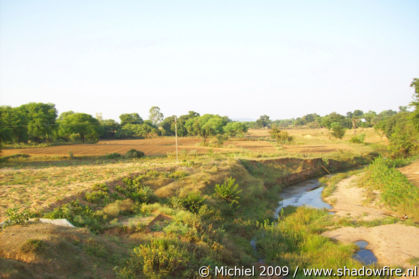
[[1, 128, 386, 159], [0, 128, 387, 221]]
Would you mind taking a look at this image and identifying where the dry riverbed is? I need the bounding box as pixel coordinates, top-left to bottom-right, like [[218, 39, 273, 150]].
[[323, 174, 419, 269]]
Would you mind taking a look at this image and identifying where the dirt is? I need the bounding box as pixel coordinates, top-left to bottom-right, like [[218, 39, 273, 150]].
[[323, 224, 419, 269], [399, 160, 419, 188], [325, 175, 392, 221], [323, 172, 419, 269]]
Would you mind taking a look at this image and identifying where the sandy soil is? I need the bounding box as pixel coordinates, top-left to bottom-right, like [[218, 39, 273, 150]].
[[325, 175, 391, 221], [323, 224, 419, 268], [324, 173, 419, 269], [399, 160, 419, 188]]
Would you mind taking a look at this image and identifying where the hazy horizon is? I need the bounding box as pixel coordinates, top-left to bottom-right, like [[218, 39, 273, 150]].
[[1, 0, 418, 121]]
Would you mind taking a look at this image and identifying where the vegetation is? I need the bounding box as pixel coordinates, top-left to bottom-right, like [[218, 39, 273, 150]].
[[360, 157, 419, 221], [270, 126, 294, 143]]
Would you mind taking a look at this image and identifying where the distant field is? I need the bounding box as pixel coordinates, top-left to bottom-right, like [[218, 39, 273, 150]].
[[1, 128, 386, 158]]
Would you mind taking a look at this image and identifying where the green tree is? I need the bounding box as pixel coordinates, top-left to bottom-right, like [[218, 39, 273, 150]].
[[0, 106, 28, 143], [330, 122, 346, 139], [58, 112, 101, 143], [149, 106, 164, 126], [19, 103, 57, 142], [100, 119, 121, 139], [160, 116, 176, 136], [214, 177, 242, 208], [410, 78, 419, 130], [223, 122, 248, 137], [256, 115, 271, 128], [119, 113, 143, 126]]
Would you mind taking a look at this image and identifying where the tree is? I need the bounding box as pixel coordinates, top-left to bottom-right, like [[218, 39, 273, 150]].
[[223, 122, 248, 137], [100, 119, 121, 139], [330, 122, 346, 139], [19, 103, 57, 142], [119, 113, 143, 126], [185, 114, 229, 143], [58, 112, 101, 143], [160, 116, 176, 136], [0, 106, 28, 143], [270, 126, 293, 143], [410, 78, 419, 130], [149, 106, 164, 126], [256, 115, 271, 128]]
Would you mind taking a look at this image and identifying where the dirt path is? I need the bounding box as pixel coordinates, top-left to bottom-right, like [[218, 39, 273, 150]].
[[323, 224, 419, 268], [323, 173, 419, 269], [324, 175, 391, 221], [399, 160, 419, 188]]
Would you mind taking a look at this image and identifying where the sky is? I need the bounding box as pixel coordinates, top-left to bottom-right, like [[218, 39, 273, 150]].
[[1, 0, 418, 121]]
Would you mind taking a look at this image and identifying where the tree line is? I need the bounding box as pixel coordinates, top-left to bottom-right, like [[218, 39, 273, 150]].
[[1, 78, 418, 158], [0, 105, 247, 144]]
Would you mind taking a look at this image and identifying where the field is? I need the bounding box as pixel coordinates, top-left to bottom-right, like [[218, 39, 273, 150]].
[[1, 128, 385, 158], [4, 127, 417, 278]]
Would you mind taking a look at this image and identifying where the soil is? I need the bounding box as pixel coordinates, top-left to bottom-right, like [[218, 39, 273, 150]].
[[323, 172, 419, 269]]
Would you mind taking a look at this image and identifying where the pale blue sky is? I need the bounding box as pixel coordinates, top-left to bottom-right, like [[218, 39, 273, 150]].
[[1, 0, 418, 121]]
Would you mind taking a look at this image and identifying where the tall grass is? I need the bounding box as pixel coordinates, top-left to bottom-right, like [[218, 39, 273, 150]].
[[360, 157, 419, 222]]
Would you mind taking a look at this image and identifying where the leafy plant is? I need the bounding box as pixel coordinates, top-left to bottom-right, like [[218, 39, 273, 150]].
[[6, 208, 30, 225], [214, 177, 242, 208], [330, 122, 346, 139], [171, 193, 206, 213], [124, 149, 145, 159], [349, 133, 365, 143]]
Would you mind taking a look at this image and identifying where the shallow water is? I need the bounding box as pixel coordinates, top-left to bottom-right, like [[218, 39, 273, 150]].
[[274, 179, 332, 217], [353, 240, 377, 265]]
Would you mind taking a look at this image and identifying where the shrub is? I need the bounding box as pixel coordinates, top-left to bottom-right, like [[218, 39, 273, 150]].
[[6, 208, 30, 225], [349, 133, 365, 143], [270, 127, 293, 143], [121, 239, 191, 279], [171, 193, 206, 213], [103, 199, 135, 217], [330, 122, 346, 139], [117, 177, 154, 203], [124, 149, 145, 159], [214, 177, 241, 208], [105, 153, 122, 159], [84, 184, 110, 204]]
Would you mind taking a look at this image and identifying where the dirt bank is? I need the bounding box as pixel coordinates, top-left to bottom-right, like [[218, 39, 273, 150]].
[[324, 175, 391, 221], [323, 224, 419, 269], [324, 173, 419, 269], [399, 160, 419, 188]]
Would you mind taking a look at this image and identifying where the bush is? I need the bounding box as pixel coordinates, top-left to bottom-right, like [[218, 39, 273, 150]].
[[270, 127, 293, 143], [124, 149, 145, 159], [103, 199, 135, 217], [117, 177, 154, 203], [171, 193, 206, 213], [330, 122, 346, 139], [105, 153, 122, 159], [6, 208, 30, 225], [118, 239, 192, 279], [349, 133, 365, 143], [214, 177, 241, 208]]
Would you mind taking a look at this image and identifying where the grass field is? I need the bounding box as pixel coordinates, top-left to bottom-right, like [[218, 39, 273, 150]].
[[0, 127, 398, 278], [1, 128, 386, 158]]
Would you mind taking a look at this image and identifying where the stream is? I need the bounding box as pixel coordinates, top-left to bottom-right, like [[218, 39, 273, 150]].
[[253, 177, 378, 266]]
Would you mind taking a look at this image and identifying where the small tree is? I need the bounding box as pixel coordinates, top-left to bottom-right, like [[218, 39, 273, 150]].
[[330, 122, 346, 139], [149, 106, 164, 126], [270, 126, 293, 143], [214, 177, 241, 208]]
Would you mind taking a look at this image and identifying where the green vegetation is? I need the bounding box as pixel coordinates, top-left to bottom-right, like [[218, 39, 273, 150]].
[[330, 122, 346, 139], [214, 177, 242, 208], [360, 157, 419, 221], [270, 126, 294, 143], [255, 207, 366, 278], [350, 133, 366, 144]]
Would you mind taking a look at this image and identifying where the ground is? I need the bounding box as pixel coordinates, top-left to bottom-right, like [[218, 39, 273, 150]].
[[323, 167, 419, 269], [399, 160, 419, 188]]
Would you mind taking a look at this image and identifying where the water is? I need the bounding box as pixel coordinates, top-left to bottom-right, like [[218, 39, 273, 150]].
[[353, 240, 377, 265], [274, 179, 331, 217]]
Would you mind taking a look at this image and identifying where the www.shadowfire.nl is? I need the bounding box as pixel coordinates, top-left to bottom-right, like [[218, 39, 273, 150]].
[[302, 266, 417, 277]]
